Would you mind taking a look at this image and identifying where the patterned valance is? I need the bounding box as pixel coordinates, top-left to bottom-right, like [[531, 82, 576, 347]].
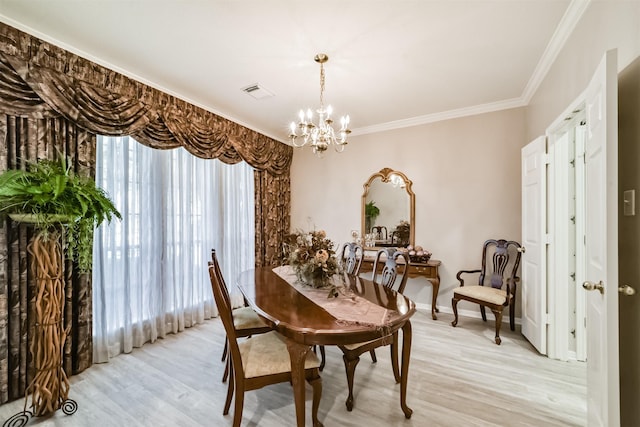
[[0, 22, 292, 175]]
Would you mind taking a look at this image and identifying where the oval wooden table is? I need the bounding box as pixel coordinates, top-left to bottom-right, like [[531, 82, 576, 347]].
[[237, 267, 416, 427]]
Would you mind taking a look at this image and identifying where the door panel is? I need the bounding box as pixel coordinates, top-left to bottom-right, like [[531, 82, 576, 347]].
[[584, 49, 619, 427], [521, 136, 547, 354]]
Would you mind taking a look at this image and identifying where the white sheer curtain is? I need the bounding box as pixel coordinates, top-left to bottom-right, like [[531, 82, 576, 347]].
[[92, 135, 255, 363]]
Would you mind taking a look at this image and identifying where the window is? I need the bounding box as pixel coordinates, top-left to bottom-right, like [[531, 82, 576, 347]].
[[92, 135, 254, 362]]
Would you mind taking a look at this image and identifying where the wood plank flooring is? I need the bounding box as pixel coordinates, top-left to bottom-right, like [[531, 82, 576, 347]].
[[0, 310, 586, 426]]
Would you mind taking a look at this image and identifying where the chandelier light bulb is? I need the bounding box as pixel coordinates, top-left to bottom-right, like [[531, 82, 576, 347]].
[[289, 53, 351, 156]]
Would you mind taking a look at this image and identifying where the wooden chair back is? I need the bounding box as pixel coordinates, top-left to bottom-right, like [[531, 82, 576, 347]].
[[340, 242, 364, 275], [210, 249, 235, 309], [208, 261, 240, 347], [371, 225, 388, 241], [371, 248, 411, 293], [475, 239, 522, 294]]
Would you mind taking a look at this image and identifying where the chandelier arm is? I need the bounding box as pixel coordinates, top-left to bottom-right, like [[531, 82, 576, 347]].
[[291, 136, 308, 148]]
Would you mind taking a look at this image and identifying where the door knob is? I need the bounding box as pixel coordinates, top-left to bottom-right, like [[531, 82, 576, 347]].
[[583, 280, 605, 294], [517, 246, 526, 253], [618, 285, 636, 296]]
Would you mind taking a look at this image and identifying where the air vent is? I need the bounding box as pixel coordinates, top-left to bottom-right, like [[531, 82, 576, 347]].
[[241, 83, 275, 100]]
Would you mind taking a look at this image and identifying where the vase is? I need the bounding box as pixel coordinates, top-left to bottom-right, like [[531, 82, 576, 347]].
[[300, 269, 329, 289]]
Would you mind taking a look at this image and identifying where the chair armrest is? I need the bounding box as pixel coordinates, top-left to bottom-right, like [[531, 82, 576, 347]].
[[507, 276, 520, 294], [456, 269, 481, 287]]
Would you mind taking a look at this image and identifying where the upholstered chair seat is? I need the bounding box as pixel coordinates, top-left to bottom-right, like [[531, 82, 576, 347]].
[[340, 339, 379, 351], [453, 285, 509, 306], [233, 307, 268, 330], [239, 331, 320, 378]]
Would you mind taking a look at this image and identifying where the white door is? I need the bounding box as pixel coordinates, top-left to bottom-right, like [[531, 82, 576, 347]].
[[583, 49, 619, 427], [521, 136, 547, 354]]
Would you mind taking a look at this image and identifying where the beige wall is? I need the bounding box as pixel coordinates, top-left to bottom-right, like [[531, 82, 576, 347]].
[[526, 0, 640, 141], [521, 1, 640, 423], [290, 0, 640, 325], [291, 107, 526, 314]]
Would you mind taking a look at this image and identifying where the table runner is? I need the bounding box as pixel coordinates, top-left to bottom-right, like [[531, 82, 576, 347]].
[[272, 265, 394, 328]]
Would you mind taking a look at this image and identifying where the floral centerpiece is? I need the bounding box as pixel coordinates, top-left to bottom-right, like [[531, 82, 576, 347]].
[[285, 229, 341, 290]]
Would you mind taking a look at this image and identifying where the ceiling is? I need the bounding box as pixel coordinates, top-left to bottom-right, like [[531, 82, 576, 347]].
[[0, 1, 584, 143]]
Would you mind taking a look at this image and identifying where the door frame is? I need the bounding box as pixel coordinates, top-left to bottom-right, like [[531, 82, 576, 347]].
[[545, 102, 588, 362]]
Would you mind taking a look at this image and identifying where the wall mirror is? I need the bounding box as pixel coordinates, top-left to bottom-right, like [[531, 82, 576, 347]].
[[361, 168, 415, 247]]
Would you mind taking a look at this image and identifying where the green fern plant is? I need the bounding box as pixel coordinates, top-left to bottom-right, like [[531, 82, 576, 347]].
[[364, 200, 380, 233], [0, 157, 121, 272], [365, 200, 380, 219]]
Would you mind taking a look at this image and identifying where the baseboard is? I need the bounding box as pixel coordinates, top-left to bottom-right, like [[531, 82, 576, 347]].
[[415, 302, 522, 326]]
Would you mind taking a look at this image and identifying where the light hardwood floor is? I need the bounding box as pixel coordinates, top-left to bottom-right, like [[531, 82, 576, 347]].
[[0, 310, 586, 426]]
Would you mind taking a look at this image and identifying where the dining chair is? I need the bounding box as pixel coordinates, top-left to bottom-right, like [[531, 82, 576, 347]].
[[314, 242, 365, 371], [451, 239, 522, 344], [208, 263, 323, 427], [339, 242, 364, 276], [211, 250, 271, 383], [337, 247, 410, 411]]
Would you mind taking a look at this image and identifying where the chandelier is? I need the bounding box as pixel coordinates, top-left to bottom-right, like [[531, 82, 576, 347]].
[[289, 53, 351, 156]]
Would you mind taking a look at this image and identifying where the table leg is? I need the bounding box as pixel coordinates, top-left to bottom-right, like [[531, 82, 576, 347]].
[[430, 278, 440, 320], [286, 339, 312, 427], [400, 320, 413, 419]]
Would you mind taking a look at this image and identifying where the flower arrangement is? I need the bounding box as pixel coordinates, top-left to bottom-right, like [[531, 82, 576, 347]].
[[391, 220, 410, 246], [285, 229, 341, 290]]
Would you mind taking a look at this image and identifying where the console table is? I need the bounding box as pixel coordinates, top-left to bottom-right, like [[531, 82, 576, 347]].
[[360, 252, 441, 320]]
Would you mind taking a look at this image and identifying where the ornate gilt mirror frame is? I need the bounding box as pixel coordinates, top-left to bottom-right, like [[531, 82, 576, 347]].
[[361, 167, 415, 247]]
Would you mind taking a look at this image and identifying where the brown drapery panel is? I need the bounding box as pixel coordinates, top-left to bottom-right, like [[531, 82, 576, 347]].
[[254, 171, 291, 267], [0, 22, 292, 404]]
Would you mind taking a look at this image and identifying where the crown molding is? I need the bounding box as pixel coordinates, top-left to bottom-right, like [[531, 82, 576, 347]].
[[351, 97, 525, 136], [521, 0, 591, 103], [352, 0, 590, 137]]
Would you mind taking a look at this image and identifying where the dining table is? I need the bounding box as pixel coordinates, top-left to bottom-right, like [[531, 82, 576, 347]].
[[236, 266, 416, 427]]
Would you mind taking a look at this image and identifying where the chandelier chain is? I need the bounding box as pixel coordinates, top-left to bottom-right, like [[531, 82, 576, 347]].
[[319, 63, 325, 108]]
